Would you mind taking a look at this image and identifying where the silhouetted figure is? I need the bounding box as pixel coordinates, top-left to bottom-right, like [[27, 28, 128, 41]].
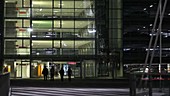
[[42, 66, 48, 81], [68, 67, 72, 82], [50, 66, 55, 81], [59, 67, 64, 81]]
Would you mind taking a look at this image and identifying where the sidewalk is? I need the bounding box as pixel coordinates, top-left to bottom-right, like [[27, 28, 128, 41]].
[[10, 78, 129, 88]]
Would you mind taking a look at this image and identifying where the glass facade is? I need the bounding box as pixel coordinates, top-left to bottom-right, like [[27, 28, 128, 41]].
[[2, 0, 122, 79]]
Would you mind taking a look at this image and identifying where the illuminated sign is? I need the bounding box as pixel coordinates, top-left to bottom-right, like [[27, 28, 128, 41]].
[[68, 62, 76, 65]]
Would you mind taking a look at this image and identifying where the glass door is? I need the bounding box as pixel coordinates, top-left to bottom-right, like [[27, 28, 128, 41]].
[[16, 60, 30, 78], [21, 61, 30, 78], [16, 61, 22, 78]]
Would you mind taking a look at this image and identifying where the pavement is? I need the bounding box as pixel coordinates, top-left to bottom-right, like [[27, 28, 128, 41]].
[[10, 78, 129, 88], [10, 78, 130, 96], [10, 87, 129, 96], [10, 78, 170, 96]]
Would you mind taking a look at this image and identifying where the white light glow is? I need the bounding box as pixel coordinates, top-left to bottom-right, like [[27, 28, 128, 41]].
[[40, 9, 42, 11], [45, 36, 50, 37], [146, 48, 154, 51], [63, 43, 67, 46], [54, 11, 59, 12], [149, 33, 156, 36], [27, 28, 33, 32], [4, 64, 7, 67], [165, 35, 168, 38], [88, 30, 96, 33], [123, 48, 130, 51], [58, 3, 64, 6], [150, 5, 153, 7], [159, 64, 161, 73], [143, 8, 147, 11]]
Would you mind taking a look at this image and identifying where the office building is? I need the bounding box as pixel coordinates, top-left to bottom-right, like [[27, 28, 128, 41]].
[[0, 0, 123, 79]]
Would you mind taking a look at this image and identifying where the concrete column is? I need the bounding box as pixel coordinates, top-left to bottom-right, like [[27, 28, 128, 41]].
[[0, 0, 4, 73], [0, 73, 10, 96], [109, 0, 123, 78]]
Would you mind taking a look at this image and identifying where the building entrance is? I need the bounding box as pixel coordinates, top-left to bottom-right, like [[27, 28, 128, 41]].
[[16, 61, 30, 78], [49, 61, 80, 78]]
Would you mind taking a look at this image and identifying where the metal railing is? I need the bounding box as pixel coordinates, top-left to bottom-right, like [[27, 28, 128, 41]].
[[130, 72, 170, 96]]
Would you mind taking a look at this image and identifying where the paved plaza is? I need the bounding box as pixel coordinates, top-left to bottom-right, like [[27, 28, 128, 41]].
[[10, 87, 129, 96]]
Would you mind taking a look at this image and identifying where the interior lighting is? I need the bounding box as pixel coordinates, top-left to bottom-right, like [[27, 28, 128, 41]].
[[88, 29, 96, 33], [58, 3, 64, 6], [32, 35, 36, 37], [146, 48, 154, 51], [143, 26, 146, 28], [54, 11, 59, 12], [4, 64, 7, 67], [150, 5, 153, 8], [40, 8, 42, 11], [168, 13, 170, 15], [63, 43, 67, 46], [143, 8, 147, 11], [27, 28, 33, 32], [45, 36, 50, 37], [149, 33, 156, 36], [165, 35, 168, 38], [150, 24, 153, 26], [137, 28, 140, 30]]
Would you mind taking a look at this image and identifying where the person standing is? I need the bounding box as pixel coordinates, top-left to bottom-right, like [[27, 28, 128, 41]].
[[42, 66, 48, 81], [50, 66, 55, 81], [68, 66, 72, 82], [59, 66, 64, 81]]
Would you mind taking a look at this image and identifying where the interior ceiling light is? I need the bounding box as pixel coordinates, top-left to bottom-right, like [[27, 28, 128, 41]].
[[150, 5, 153, 8], [165, 35, 168, 38], [88, 29, 96, 33], [150, 24, 153, 26], [137, 28, 140, 30], [54, 11, 59, 12], [27, 28, 33, 32], [143, 8, 147, 11], [58, 3, 64, 6], [168, 13, 170, 15], [143, 26, 146, 28], [63, 43, 67, 46]]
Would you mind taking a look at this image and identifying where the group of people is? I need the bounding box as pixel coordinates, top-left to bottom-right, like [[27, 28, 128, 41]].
[[42, 65, 72, 82]]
